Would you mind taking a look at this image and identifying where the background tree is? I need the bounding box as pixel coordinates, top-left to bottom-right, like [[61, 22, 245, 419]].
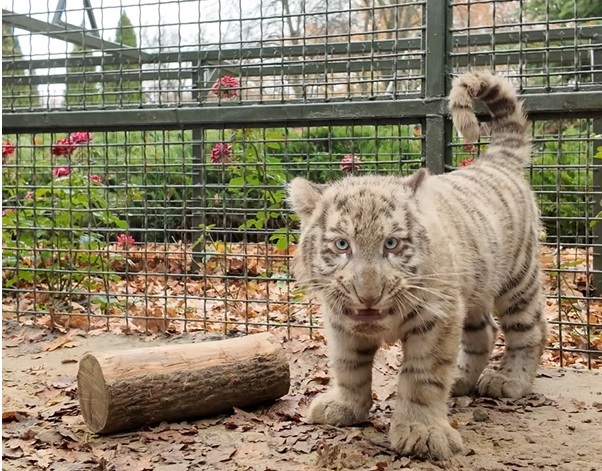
[[525, 0, 602, 21], [2, 24, 40, 110], [103, 11, 144, 106], [357, 0, 421, 40], [140, 26, 193, 105], [64, 40, 101, 109], [241, 0, 423, 98]]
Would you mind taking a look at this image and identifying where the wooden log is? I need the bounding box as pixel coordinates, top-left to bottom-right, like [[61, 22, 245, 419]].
[[77, 332, 290, 434]]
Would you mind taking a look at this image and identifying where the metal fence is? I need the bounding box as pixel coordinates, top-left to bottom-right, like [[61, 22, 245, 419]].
[[2, 1, 602, 368]]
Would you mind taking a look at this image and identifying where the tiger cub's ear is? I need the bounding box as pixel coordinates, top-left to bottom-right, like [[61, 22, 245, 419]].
[[406, 168, 429, 195], [287, 177, 326, 219]]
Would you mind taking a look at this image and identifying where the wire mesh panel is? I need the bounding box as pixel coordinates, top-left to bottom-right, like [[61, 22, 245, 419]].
[[446, 0, 602, 368], [449, 0, 601, 90], [450, 116, 602, 369], [2, 1, 602, 368], [2, 0, 426, 111], [1, 125, 423, 337]]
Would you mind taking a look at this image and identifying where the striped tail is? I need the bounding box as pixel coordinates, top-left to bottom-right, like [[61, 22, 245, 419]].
[[449, 71, 531, 168]]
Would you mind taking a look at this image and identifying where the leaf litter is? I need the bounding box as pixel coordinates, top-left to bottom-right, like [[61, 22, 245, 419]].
[[3, 243, 601, 369], [3, 322, 602, 471]]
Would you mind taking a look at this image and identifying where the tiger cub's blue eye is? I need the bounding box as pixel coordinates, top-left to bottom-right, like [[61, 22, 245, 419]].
[[334, 239, 350, 252], [384, 237, 399, 251]]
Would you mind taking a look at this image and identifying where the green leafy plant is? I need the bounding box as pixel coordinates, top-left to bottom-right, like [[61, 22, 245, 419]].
[[2, 136, 128, 311], [590, 141, 602, 228], [2, 170, 126, 286], [528, 126, 596, 242], [4, 122, 596, 249], [210, 129, 299, 251], [283, 125, 423, 181]]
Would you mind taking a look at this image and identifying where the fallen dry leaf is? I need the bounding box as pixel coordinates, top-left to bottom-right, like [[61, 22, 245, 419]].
[[515, 394, 551, 408], [41, 399, 79, 419], [268, 396, 304, 421], [451, 396, 474, 408], [2, 410, 29, 423], [2, 444, 25, 459], [42, 334, 78, 352], [153, 465, 190, 471], [292, 439, 313, 454], [204, 444, 237, 463], [369, 417, 388, 433], [557, 398, 587, 413], [223, 407, 262, 431]]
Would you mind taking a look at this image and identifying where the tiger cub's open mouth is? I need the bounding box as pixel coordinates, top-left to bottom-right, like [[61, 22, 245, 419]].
[[347, 308, 390, 322]]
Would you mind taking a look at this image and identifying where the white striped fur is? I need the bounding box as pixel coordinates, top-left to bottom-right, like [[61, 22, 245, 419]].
[[288, 71, 547, 461]]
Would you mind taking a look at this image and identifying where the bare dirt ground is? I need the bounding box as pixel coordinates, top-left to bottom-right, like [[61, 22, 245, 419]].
[[2, 320, 602, 471]]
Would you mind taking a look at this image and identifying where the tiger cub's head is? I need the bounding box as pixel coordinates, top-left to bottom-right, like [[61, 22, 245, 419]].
[[288, 170, 431, 332]]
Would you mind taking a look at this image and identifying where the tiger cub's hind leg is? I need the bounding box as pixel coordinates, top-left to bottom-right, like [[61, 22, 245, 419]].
[[479, 263, 547, 399], [452, 310, 498, 396]]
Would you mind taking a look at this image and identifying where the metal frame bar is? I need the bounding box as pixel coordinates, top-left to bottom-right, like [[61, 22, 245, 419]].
[[3, 92, 601, 134], [82, 0, 99, 32], [2, 19, 599, 71], [424, 0, 452, 174], [451, 25, 601, 47], [51, 0, 98, 33], [2, 9, 149, 61], [5, 49, 598, 88], [191, 61, 209, 267], [50, 0, 67, 25], [592, 48, 602, 294]]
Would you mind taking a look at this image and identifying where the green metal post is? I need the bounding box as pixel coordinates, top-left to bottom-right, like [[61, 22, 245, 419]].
[[592, 47, 602, 294], [191, 62, 207, 270], [423, 0, 452, 175]]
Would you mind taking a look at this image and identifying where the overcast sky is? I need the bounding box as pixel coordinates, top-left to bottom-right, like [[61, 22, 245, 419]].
[[5, 0, 257, 102]]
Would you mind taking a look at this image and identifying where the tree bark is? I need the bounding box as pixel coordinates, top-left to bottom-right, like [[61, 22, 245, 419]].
[[77, 332, 290, 434]]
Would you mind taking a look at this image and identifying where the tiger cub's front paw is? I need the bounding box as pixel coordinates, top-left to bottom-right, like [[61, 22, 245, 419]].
[[389, 417, 463, 461], [307, 390, 370, 426]]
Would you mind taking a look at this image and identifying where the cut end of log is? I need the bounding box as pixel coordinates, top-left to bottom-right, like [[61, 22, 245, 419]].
[[77, 353, 110, 433]]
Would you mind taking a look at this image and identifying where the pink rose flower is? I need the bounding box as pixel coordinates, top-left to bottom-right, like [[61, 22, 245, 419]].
[[340, 154, 362, 172], [211, 75, 240, 99], [69, 131, 93, 144], [52, 167, 71, 178], [210, 143, 232, 164], [52, 138, 76, 157], [2, 141, 15, 157], [116, 234, 135, 249]]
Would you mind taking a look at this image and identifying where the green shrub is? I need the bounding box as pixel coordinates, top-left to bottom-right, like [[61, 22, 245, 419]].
[[528, 125, 595, 243], [281, 125, 423, 181], [3, 124, 595, 247], [99, 131, 195, 242], [2, 168, 126, 307]]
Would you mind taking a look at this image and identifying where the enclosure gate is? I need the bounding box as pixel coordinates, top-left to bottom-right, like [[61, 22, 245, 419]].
[[2, 1, 602, 368]]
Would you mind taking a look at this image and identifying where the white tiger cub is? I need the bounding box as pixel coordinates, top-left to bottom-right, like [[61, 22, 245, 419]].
[[287, 71, 547, 461]]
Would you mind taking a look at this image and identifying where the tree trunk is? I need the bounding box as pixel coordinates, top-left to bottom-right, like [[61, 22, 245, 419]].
[[77, 332, 290, 434]]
